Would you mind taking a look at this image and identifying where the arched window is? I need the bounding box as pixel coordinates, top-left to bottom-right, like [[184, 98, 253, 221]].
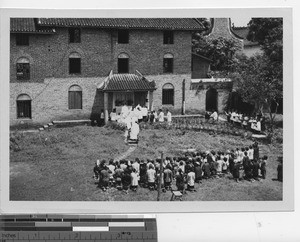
[[68, 85, 82, 109], [17, 94, 32, 118], [16, 57, 30, 80], [162, 83, 174, 105], [163, 53, 174, 73], [118, 53, 129, 73], [69, 52, 81, 74]]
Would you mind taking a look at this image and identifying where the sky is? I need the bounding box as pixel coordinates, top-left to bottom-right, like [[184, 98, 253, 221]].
[[231, 16, 252, 27]]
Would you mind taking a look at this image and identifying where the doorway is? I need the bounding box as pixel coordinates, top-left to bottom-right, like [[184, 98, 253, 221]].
[[206, 88, 218, 112]]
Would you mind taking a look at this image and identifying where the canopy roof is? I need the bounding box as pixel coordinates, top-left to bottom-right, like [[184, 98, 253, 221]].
[[98, 71, 156, 92]]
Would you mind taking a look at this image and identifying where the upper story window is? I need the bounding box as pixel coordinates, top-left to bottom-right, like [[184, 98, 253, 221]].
[[69, 52, 81, 74], [163, 31, 174, 44], [16, 34, 29, 46], [118, 29, 129, 44], [163, 53, 174, 73], [16, 57, 30, 80], [118, 53, 129, 73], [69, 28, 81, 43]]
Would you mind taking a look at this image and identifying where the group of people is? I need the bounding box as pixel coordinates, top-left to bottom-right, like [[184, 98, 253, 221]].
[[109, 103, 172, 125], [225, 110, 266, 133], [93, 142, 281, 193]]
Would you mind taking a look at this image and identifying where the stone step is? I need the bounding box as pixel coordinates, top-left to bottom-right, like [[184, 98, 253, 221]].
[[43, 125, 49, 129], [38, 127, 44, 131], [48, 123, 54, 126]]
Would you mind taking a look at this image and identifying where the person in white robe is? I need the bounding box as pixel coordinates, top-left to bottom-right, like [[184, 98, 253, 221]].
[[130, 120, 140, 140]]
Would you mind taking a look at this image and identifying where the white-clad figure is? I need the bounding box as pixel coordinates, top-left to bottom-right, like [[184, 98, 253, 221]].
[[124, 116, 132, 142], [166, 109, 172, 124], [121, 102, 129, 118], [158, 109, 164, 122], [130, 119, 140, 140], [210, 110, 218, 121]]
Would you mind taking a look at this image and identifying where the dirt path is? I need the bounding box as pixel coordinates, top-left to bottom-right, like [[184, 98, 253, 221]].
[[114, 145, 137, 162]]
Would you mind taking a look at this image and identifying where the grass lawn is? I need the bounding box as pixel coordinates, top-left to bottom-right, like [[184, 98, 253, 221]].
[[10, 125, 283, 201]]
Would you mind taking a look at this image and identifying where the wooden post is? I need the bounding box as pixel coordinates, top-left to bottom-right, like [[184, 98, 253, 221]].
[[182, 79, 186, 115], [149, 91, 154, 111], [104, 92, 109, 124], [157, 152, 164, 201]]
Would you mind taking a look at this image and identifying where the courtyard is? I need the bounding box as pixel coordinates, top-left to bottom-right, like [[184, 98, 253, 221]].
[[10, 124, 283, 201]]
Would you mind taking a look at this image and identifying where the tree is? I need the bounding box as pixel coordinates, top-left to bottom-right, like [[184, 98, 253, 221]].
[[233, 53, 282, 131], [234, 18, 283, 130], [193, 34, 242, 75], [247, 18, 283, 62]]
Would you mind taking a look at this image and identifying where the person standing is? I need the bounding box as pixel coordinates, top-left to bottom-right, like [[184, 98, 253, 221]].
[[147, 164, 156, 190], [130, 168, 139, 192], [186, 168, 196, 192], [166, 109, 172, 125], [164, 164, 173, 191], [176, 168, 185, 193], [260, 155, 268, 179], [158, 109, 164, 122], [130, 120, 140, 141]]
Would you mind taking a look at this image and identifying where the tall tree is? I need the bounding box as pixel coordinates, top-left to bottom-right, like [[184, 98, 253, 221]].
[[247, 18, 283, 62]]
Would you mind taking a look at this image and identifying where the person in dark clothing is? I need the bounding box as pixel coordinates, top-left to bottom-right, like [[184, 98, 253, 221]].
[[122, 169, 132, 193], [260, 155, 268, 179], [277, 156, 283, 182], [99, 166, 110, 191], [139, 161, 148, 187], [176, 168, 185, 193], [93, 160, 101, 180], [194, 161, 203, 183], [202, 161, 211, 179], [233, 162, 242, 182], [242, 152, 252, 181], [252, 159, 260, 180], [149, 111, 155, 124], [253, 142, 260, 161], [114, 163, 124, 190], [229, 152, 235, 174]]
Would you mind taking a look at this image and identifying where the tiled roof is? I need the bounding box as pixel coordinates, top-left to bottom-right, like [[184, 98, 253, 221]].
[[10, 18, 55, 33], [232, 27, 258, 46], [98, 72, 156, 92], [37, 18, 204, 30]]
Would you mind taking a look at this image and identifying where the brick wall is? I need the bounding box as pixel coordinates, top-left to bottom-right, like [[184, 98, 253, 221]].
[[10, 77, 105, 125], [10, 28, 192, 84], [145, 74, 230, 113], [10, 75, 230, 125]]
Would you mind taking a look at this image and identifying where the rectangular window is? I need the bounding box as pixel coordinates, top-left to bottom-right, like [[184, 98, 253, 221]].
[[69, 91, 82, 109], [163, 31, 174, 44], [162, 89, 174, 105], [118, 29, 129, 44], [16, 63, 30, 80], [163, 58, 173, 73], [118, 58, 129, 73], [16, 34, 29, 46], [17, 100, 32, 118], [69, 28, 81, 43], [69, 58, 81, 74]]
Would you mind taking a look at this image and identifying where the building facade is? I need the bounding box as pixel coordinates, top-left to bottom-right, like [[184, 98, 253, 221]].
[[10, 18, 243, 126]]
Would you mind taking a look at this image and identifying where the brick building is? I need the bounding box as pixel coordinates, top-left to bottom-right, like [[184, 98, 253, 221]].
[[10, 18, 243, 126]]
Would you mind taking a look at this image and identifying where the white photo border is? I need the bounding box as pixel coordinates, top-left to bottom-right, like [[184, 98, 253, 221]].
[[0, 7, 293, 214]]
